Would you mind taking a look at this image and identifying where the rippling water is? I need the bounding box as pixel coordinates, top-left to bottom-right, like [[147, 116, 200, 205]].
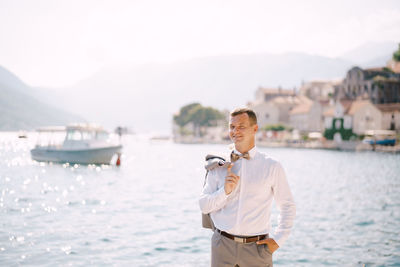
[[0, 133, 399, 266]]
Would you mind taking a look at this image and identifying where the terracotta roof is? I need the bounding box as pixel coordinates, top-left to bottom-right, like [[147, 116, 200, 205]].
[[273, 96, 296, 104], [339, 99, 353, 113], [323, 107, 335, 117], [273, 95, 312, 105], [319, 100, 331, 106], [302, 81, 327, 87], [302, 79, 342, 87], [290, 102, 313, 115], [375, 103, 400, 112], [322, 99, 353, 117], [259, 88, 295, 95], [347, 100, 371, 115]]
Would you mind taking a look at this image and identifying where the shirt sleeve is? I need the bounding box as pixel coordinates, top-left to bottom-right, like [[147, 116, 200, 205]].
[[198, 169, 229, 214], [270, 162, 296, 247]]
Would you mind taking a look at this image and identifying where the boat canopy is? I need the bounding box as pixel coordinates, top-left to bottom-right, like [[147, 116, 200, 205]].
[[66, 123, 105, 132], [36, 126, 66, 132], [36, 124, 106, 133], [364, 130, 396, 136], [308, 132, 323, 139]]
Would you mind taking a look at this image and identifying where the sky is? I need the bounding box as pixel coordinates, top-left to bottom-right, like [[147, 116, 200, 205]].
[[0, 0, 400, 88]]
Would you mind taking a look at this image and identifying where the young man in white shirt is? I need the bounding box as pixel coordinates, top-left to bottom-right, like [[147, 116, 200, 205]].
[[199, 107, 296, 267]]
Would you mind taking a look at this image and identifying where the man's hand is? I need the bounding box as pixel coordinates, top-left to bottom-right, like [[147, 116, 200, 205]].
[[224, 163, 240, 195], [256, 238, 279, 253]]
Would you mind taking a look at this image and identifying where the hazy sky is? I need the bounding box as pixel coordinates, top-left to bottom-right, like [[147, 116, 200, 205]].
[[1, 0, 400, 88]]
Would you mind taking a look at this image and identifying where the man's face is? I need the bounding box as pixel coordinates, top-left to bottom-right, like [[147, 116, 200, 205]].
[[229, 113, 258, 146]]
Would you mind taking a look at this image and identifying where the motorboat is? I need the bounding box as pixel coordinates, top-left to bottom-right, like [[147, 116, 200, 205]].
[[362, 130, 397, 146], [30, 124, 122, 164], [18, 130, 28, 138]]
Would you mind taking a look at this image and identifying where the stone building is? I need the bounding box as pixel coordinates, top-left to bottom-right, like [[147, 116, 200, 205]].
[[299, 80, 341, 101], [248, 87, 305, 128], [254, 87, 296, 102], [289, 99, 324, 132], [376, 103, 400, 131], [323, 99, 383, 139], [337, 66, 400, 104]]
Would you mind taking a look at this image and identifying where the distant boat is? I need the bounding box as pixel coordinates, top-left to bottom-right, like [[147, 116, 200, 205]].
[[30, 124, 122, 164], [362, 130, 397, 146], [150, 135, 171, 141], [18, 131, 28, 138]]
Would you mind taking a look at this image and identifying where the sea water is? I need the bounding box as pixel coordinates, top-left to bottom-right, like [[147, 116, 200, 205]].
[[0, 133, 399, 266]]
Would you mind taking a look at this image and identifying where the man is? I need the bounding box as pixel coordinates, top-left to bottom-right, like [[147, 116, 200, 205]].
[[199, 108, 296, 267]]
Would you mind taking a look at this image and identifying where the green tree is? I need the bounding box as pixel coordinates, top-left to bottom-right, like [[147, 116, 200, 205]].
[[263, 123, 289, 131], [393, 43, 400, 62], [173, 103, 201, 127], [174, 103, 226, 136]]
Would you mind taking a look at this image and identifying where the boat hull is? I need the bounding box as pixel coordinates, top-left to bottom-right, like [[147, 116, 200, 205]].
[[30, 145, 122, 164], [363, 139, 396, 146]]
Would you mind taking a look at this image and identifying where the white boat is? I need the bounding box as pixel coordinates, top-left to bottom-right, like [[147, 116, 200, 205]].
[[31, 124, 122, 164]]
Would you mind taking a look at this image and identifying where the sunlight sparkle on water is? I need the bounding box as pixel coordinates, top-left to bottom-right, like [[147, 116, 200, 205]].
[[0, 133, 399, 266]]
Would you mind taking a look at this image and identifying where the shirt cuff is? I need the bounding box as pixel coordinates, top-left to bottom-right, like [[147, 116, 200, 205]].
[[269, 233, 284, 247]]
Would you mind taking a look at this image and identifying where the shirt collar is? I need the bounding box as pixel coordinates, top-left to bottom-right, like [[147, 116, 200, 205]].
[[233, 146, 257, 159]]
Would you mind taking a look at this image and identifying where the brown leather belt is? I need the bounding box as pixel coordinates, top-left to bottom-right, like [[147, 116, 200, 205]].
[[216, 229, 268, 244]]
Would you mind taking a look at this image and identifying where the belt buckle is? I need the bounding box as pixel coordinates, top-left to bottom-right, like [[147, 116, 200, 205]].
[[234, 236, 245, 243]]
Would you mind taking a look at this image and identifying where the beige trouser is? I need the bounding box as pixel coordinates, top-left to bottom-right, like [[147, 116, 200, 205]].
[[211, 230, 273, 267]]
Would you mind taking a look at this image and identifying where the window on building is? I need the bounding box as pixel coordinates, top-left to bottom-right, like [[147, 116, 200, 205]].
[[335, 119, 342, 129], [325, 117, 333, 129], [343, 116, 352, 129]]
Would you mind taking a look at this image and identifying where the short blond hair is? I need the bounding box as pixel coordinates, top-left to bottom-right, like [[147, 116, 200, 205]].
[[230, 107, 257, 125]]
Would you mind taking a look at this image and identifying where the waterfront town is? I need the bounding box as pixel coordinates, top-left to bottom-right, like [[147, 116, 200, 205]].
[[173, 51, 400, 152]]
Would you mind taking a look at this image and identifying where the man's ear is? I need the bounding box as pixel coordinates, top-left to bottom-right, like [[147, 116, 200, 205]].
[[253, 124, 258, 133]]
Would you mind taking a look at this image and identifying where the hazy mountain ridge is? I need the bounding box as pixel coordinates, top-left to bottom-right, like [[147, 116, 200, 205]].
[[2, 41, 397, 132], [0, 66, 85, 131], [341, 42, 397, 66], [45, 52, 356, 131]]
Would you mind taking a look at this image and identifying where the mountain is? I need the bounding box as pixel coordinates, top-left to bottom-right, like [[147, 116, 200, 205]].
[[43, 52, 353, 132], [7, 41, 398, 132], [0, 66, 84, 131], [340, 41, 398, 67]]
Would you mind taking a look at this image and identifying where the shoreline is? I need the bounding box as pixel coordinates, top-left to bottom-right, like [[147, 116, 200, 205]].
[[174, 139, 400, 153]]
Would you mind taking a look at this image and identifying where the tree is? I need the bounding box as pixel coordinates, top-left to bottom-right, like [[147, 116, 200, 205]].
[[173, 103, 201, 127], [174, 103, 226, 136], [393, 43, 400, 62], [263, 123, 289, 131]]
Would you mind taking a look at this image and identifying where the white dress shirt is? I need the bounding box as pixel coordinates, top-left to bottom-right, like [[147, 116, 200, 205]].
[[199, 146, 296, 247]]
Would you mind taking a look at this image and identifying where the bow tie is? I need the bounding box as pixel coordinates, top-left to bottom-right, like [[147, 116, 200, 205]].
[[231, 152, 250, 162]]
